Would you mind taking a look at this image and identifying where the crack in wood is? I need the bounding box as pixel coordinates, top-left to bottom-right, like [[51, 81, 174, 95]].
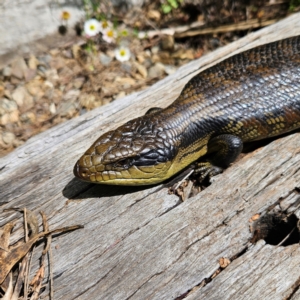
[[124, 270, 165, 300], [285, 275, 300, 300], [175, 245, 250, 299], [72, 265, 119, 300]]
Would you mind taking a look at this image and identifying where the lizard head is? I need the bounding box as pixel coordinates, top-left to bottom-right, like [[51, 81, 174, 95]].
[[73, 116, 178, 185]]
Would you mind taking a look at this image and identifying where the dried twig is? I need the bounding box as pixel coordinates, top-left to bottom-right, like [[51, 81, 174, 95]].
[[1, 273, 13, 300], [174, 18, 280, 38], [0, 222, 83, 284], [276, 226, 296, 247], [138, 20, 205, 39]]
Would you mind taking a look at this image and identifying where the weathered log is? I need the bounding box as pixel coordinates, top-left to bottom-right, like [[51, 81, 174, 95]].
[[1, 13, 300, 300]]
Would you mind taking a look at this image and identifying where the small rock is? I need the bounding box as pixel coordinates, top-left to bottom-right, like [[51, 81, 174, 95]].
[[11, 57, 28, 79], [64, 82, 73, 93], [49, 49, 60, 56], [101, 86, 111, 95], [58, 102, 77, 118], [143, 58, 152, 69], [0, 98, 18, 113], [44, 80, 54, 89], [45, 69, 59, 85], [11, 86, 34, 109], [136, 54, 145, 64], [144, 50, 151, 57], [79, 108, 87, 115], [151, 46, 160, 55], [2, 131, 15, 145], [138, 31, 147, 39], [73, 77, 85, 89], [0, 85, 4, 98], [4, 89, 11, 99], [58, 66, 73, 85], [159, 52, 172, 64], [172, 49, 194, 60], [10, 77, 22, 85], [50, 57, 65, 70], [161, 35, 174, 51], [11, 86, 26, 107], [2, 66, 11, 77], [0, 111, 19, 125], [20, 112, 36, 123], [165, 65, 177, 75], [24, 68, 37, 82], [79, 93, 96, 109], [63, 89, 80, 103], [4, 82, 14, 92], [114, 91, 126, 99], [37, 65, 48, 77], [151, 54, 160, 63], [38, 55, 52, 67], [121, 62, 132, 73], [47, 89, 62, 104], [102, 98, 111, 105], [133, 73, 143, 80], [28, 55, 39, 70], [23, 95, 34, 111], [49, 103, 56, 114], [99, 53, 113, 66], [148, 62, 165, 78], [73, 64, 82, 75], [147, 10, 161, 21], [26, 80, 44, 97], [71, 45, 80, 59], [13, 139, 24, 148], [63, 49, 73, 59], [106, 50, 115, 58], [115, 76, 136, 86], [134, 62, 147, 78]]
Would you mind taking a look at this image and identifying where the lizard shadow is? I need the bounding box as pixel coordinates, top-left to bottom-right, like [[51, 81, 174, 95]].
[[62, 167, 190, 200], [62, 177, 159, 200]]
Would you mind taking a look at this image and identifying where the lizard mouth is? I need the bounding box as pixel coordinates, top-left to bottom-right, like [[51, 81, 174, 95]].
[[73, 155, 174, 185]]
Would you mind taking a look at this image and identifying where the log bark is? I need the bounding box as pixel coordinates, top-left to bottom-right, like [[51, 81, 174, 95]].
[[1, 13, 300, 300]]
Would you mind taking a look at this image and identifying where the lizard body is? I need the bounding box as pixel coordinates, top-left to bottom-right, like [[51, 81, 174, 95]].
[[74, 35, 300, 185]]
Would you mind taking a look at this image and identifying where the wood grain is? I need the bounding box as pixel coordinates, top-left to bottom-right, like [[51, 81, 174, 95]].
[[1, 13, 300, 300]]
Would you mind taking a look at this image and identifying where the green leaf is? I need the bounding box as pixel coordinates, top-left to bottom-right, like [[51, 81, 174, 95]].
[[161, 4, 172, 14], [168, 0, 178, 8]]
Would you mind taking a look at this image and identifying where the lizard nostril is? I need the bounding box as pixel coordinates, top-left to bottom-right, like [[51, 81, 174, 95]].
[[73, 162, 90, 180]]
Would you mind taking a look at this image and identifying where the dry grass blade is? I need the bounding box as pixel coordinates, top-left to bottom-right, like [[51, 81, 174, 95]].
[[11, 258, 28, 300], [0, 221, 83, 285], [1, 273, 13, 300], [174, 19, 280, 38], [29, 211, 52, 300], [276, 226, 297, 247]]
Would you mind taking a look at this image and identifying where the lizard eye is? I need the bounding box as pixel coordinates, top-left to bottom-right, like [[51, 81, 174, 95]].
[[114, 158, 134, 169]]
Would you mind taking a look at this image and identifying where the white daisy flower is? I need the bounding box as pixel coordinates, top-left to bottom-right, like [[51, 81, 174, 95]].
[[102, 28, 117, 43], [115, 46, 131, 62], [84, 19, 101, 37]]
